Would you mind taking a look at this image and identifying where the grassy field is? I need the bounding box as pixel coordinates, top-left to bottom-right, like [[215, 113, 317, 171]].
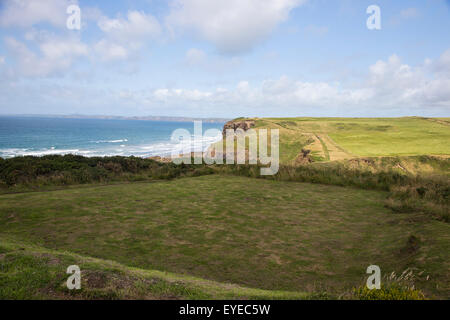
[[251, 117, 450, 163], [1, 175, 449, 299]]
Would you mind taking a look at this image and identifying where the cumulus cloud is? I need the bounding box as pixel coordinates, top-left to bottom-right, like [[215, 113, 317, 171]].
[[0, 0, 74, 28], [153, 88, 213, 102], [5, 49, 449, 117], [40, 39, 88, 60], [368, 55, 421, 95], [166, 0, 306, 54], [367, 53, 450, 107], [116, 50, 450, 116], [4, 36, 88, 77], [114, 78, 369, 117], [95, 10, 161, 61], [94, 40, 129, 61], [98, 10, 161, 42]]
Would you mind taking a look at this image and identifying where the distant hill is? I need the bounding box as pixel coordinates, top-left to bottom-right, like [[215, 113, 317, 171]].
[[1, 114, 230, 123]]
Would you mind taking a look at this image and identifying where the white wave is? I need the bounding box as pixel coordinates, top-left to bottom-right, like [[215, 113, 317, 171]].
[[0, 148, 81, 157], [93, 139, 128, 144], [0, 132, 223, 159]]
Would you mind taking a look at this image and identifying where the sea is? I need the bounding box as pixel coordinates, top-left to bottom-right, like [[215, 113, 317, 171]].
[[0, 116, 225, 159]]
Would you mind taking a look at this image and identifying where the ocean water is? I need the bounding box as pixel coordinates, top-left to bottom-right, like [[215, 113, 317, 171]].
[[0, 117, 225, 158]]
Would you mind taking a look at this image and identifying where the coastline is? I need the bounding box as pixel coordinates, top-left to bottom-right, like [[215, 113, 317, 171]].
[[0, 116, 225, 159]]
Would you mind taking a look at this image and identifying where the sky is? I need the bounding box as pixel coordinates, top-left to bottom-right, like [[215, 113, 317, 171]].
[[0, 0, 449, 118]]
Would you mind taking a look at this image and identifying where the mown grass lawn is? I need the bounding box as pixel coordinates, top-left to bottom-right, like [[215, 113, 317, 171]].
[[0, 175, 448, 298]]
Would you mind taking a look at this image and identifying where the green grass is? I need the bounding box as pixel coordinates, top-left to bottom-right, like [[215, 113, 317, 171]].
[[251, 117, 450, 162], [0, 237, 309, 300], [328, 118, 450, 157], [1, 175, 448, 299]]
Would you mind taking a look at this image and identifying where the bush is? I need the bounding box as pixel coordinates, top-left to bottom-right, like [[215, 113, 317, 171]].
[[0, 155, 213, 191], [353, 285, 426, 300]]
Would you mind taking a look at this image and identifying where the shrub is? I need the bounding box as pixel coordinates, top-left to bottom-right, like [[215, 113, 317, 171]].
[[0, 155, 213, 191], [353, 285, 426, 300]]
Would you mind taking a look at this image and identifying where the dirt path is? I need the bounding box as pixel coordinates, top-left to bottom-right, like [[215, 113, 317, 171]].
[[302, 132, 354, 162], [315, 134, 354, 161], [423, 117, 450, 127]]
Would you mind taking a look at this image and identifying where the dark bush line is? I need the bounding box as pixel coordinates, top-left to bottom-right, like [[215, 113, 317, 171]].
[[0, 155, 214, 191], [213, 163, 413, 191]]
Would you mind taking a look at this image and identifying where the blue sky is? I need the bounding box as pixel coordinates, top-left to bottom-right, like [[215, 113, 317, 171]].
[[0, 0, 449, 118]]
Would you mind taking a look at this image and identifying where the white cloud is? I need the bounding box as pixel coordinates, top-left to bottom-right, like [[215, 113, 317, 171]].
[[115, 78, 370, 117], [152, 88, 212, 102], [185, 48, 207, 65], [94, 40, 129, 61], [166, 0, 306, 54], [237, 81, 250, 93], [4, 36, 88, 77], [368, 55, 420, 91], [82, 7, 104, 23], [366, 53, 450, 107], [116, 50, 450, 116], [434, 49, 450, 75], [0, 57, 5, 64], [6, 48, 449, 116], [0, 0, 74, 28], [95, 10, 161, 61], [40, 40, 88, 60], [98, 11, 161, 43]]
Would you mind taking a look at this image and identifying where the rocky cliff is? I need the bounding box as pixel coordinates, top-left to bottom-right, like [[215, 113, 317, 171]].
[[222, 119, 255, 135]]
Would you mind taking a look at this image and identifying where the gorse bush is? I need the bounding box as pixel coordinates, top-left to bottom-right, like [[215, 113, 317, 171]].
[[0, 155, 214, 192], [352, 267, 428, 300], [214, 162, 413, 190], [352, 285, 426, 300], [386, 176, 449, 222]]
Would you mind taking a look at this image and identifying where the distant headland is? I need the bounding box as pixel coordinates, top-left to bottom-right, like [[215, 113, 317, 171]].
[[0, 114, 230, 124]]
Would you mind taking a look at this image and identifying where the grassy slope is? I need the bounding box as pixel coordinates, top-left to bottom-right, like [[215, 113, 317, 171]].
[[253, 117, 450, 163], [0, 237, 309, 300], [1, 175, 448, 299]]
